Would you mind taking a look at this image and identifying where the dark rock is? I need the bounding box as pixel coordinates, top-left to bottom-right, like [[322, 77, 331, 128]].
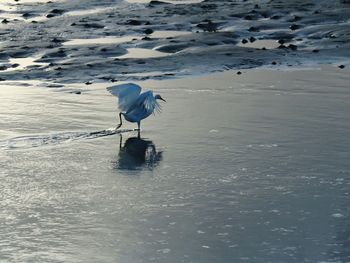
[[1, 19, 9, 24], [290, 24, 301, 30], [288, 44, 297, 50], [248, 26, 259, 32], [241, 39, 248, 44], [22, 12, 32, 19], [272, 61, 277, 65], [83, 23, 105, 29], [312, 49, 319, 53], [278, 39, 285, 44], [290, 15, 302, 22], [52, 37, 64, 43], [0, 78, 5, 81], [197, 20, 218, 32], [31, 20, 38, 24], [142, 36, 151, 41], [338, 65, 345, 69], [72, 91, 81, 94], [149, 1, 168, 6], [144, 28, 154, 35], [237, 71, 242, 75], [249, 36, 256, 43], [85, 81, 93, 85], [11, 63, 20, 68], [278, 44, 287, 49], [46, 13, 55, 18], [126, 19, 142, 26], [0, 65, 7, 71], [50, 9, 65, 15]]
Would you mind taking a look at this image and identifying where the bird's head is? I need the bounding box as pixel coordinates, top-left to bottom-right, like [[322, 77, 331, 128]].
[[154, 94, 166, 102]]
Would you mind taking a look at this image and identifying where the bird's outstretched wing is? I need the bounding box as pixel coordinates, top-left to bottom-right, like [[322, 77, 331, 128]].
[[107, 83, 141, 112], [127, 90, 161, 115]]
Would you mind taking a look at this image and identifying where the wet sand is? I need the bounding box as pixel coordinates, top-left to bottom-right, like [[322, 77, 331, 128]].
[[0, 0, 350, 83], [1, 65, 349, 262]]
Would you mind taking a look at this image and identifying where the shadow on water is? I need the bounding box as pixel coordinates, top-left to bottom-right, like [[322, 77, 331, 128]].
[[114, 135, 163, 171], [0, 128, 134, 150]]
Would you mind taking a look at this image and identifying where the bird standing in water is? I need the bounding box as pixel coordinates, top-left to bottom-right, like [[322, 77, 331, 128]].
[[107, 83, 166, 134]]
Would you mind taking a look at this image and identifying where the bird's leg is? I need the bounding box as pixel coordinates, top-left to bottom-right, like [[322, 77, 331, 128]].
[[119, 134, 123, 149], [137, 122, 141, 138], [116, 112, 123, 130]]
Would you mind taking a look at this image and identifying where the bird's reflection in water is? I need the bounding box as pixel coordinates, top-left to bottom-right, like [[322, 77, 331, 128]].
[[115, 135, 163, 170]]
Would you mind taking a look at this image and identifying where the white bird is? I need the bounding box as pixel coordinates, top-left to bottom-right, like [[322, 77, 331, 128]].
[[107, 83, 166, 133]]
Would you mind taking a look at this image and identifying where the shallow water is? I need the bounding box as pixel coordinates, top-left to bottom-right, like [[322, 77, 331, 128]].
[[1, 66, 349, 262]]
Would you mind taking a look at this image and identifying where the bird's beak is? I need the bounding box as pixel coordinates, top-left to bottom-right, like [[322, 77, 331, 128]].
[[160, 97, 166, 102]]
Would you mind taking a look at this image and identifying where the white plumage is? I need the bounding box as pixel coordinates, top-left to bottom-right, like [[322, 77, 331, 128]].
[[107, 83, 166, 133]]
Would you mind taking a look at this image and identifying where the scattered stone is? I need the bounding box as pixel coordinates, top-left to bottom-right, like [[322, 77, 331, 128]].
[[290, 24, 301, 30], [126, 19, 142, 26], [31, 20, 38, 24], [241, 38, 248, 44], [51, 37, 64, 43], [271, 61, 277, 65], [278, 44, 287, 49], [312, 49, 319, 53], [237, 71, 242, 75], [71, 90, 81, 94], [291, 15, 302, 22], [149, 0, 168, 6], [0, 65, 7, 71], [248, 26, 259, 32], [82, 23, 105, 29], [144, 28, 154, 35], [249, 37, 256, 43], [85, 81, 93, 85], [288, 44, 298, 50], [11, 63, 20, 68], [338, 65, 345, 69], [50, 9, 65, 15], [0, 77, 5, 81], [278, 39, 285, 45], [142, 36, 151, 41], [197, 20, 218, 32], [22, 12, 32, 19], [1, 19, 9, 24]]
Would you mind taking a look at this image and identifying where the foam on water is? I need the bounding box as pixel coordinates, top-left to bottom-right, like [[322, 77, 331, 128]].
[[0, 128, 134, 150]]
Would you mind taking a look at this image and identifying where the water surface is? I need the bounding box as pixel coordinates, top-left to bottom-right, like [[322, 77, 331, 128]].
[[1, 66, 349, 262]]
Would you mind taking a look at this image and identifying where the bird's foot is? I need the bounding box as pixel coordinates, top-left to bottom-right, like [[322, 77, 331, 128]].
[[116, 124, 122, 130]]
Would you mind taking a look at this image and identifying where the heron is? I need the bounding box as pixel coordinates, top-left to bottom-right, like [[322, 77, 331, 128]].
[[107, 83, 166, 134]]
